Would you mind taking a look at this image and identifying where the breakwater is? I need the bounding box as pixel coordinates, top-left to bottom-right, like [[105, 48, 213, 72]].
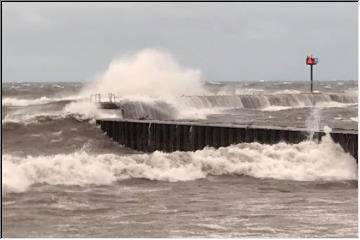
[[96, 119, 358, 161]]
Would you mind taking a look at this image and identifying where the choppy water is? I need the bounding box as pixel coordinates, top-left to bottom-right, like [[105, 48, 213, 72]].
[[2, 80, 358, 237]]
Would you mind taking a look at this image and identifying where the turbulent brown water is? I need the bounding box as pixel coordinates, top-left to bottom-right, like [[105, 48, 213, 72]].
[[2, 80, 358, 237]]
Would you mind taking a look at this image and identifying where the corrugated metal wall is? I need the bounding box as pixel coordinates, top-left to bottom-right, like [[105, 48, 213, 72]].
[[96, 119, 357, 161]]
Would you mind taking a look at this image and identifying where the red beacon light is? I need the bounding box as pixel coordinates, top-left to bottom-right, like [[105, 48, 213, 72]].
[[306, 56, 313, 65], [306, 56, 318, 65]]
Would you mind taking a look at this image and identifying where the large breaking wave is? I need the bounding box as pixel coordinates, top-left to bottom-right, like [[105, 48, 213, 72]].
[[3, 131, 357, 194]]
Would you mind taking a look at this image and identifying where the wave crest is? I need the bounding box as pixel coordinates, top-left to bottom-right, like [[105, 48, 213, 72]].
[[2, 96, 81, 107], [3, 132, 357, 194]]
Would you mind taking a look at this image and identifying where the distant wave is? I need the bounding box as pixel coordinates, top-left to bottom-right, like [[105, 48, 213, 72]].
[[2, 112, 65, 125], [2, 109, 118, 126], [3, 132, 357, 194], [3, 96, 55, 106], [2, 96, 82, 107], [2, 99, 120, 125]]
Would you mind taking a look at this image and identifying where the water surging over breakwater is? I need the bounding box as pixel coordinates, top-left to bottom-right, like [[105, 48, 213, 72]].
[[89, 92, 357, 121], [2, 91, 357, 124], [181, 93, 356, 109]]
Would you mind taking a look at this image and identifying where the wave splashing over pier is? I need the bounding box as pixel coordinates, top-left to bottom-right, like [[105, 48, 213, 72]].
[[82, 49, 205, 98]]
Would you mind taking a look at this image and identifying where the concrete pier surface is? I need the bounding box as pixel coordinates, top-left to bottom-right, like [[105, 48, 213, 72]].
[[96, 118, 358, 161]]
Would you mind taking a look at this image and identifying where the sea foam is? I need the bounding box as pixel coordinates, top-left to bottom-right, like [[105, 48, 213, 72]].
[[3, 131, 357, 194]]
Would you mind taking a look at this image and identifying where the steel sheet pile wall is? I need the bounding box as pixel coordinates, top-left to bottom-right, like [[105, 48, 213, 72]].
[[96, 119, 357, 161]]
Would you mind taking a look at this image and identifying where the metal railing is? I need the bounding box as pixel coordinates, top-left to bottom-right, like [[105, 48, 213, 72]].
[[90, 93, 119, 103]]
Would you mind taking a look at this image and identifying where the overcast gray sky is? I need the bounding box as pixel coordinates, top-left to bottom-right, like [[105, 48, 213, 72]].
[[2, 2, 358, 82]]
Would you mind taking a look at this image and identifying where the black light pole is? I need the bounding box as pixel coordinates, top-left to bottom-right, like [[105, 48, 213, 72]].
[[310, 64, 313, 92], [306, 56, 318, 93]]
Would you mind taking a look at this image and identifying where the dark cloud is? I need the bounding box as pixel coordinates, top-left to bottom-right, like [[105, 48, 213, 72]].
[[2, 2, 358, 82]]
